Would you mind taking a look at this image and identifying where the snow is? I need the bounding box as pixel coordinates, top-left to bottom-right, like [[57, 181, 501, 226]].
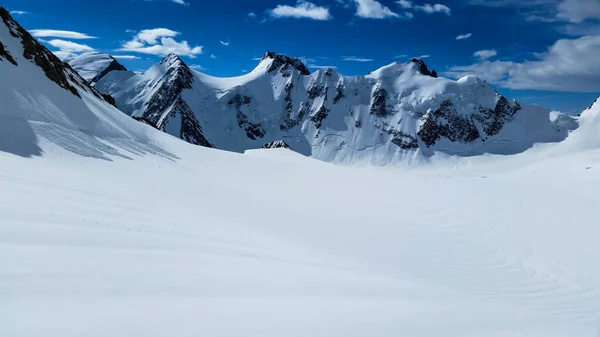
[[68, 52, 118, 83], [96, 56, 576, 165], [4, 12, 600, 337], [2, 126, 600, 337]]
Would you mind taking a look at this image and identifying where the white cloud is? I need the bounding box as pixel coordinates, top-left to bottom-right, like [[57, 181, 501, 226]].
[[29, 29, 96, 39], [269, 1, 332, 20], [474, 49, 498, 60], [210, 54, 217, 59], [396, 0, 412, 9], [456, 33, 473, 40], [343, 56, 374, 62], [248, 12, 257, 18], [9, 10, 28, 15], [354, 0, 400, 19], [414, 54, 430, 59], [557, 0, 600, 23], [395, 1, 451, 15], [415, 3, 451, 15], [220, 40, 230, 46], [189, 64, 204, 70], [119, 28, 203, 58], [393, 54, 408, 59], [445, 35, 600, 92], [112, 55, 141, 60], [46, 39, 95, 52], [135, 28, 178, 44], [170, 0, 188, 5]]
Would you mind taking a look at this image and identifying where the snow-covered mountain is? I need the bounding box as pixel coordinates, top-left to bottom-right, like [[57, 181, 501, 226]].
[[67, 52, 127, 84], [95, 52, 576, 164], [0, 7, 168, 159]]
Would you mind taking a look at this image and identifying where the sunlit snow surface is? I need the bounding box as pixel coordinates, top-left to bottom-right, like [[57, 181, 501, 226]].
[[2, 133, 600, 337]]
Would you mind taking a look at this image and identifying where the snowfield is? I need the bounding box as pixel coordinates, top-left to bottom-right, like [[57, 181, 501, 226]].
[[2, 127, 600, 337]]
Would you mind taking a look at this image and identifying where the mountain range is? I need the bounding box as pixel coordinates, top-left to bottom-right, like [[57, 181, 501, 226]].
[[0, 7, 595, 164]]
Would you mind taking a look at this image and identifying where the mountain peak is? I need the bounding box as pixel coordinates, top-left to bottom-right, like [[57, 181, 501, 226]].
[[260, 51, 310, 76], [161, 53, 186, 67], [68, 52, 127, 84], [411, 58, 438, 78]]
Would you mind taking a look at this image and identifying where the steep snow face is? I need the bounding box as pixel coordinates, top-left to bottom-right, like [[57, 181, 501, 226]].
[[68, 52, 127, 84], [97, 52, 575, 165], [0, 8, 173, 160], [95, 54, 211, 147]]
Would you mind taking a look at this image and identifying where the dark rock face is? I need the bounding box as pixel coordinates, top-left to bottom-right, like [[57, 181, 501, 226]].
[[1, 8, 81, 97], [281, 82, 305, 132], [137, 54, 213, 147], [261, 140, 292, 150], [376, 123, 419, 149], [261, 51, 310, 76], [418, 100, 480, 147], [307, 81, 326, 100], [0, 7, 116, 106], [475, 96, 521, 137], [370, 88, 390, 117], [144, 54, 194, 125], [411, 58, 438, 78], [101, 93, 117, 107], [91, 59, 127, 84], [310, 106, 329, 129], [164, 97, 212, 147], [0, 41, 17, 65], [333, 85, 344, 104], [228, 94, 266, 140], [132, 116, 159, 129]]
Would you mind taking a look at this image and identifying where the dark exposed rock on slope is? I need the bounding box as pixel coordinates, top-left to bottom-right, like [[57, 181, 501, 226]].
[[0, 7, 115, 104]]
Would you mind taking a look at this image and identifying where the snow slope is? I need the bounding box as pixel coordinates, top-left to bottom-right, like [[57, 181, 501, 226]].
[[2, 121, 600, 337], [96, 52, 577, 165], [0, 8, 173, 160], [67, 52, 127, 84]]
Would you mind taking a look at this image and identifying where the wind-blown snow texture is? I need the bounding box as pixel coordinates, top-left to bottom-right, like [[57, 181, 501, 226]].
[[0, 8, 174, 160], [67, 52, 127, 84], [96, 52, 576, 165], [3, 8, 600, 337]]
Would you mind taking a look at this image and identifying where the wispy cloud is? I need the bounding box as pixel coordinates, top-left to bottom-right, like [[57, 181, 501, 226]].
[[354, 0, 400, 19], [395, 1, 451, 16], [210, 54, 217, 59], [189, 64, 204, 70], [343, 56, 374, 62], [9, 10, 28, 15], [415, 3, 451, 15], [456, 33, 472, 40], [112, 55, 141, 60], [145, 0, 189, 5], [269, 1, 333, 20], [220, 40, 230, 46], [118, 28, 203, 57], [29, 29, 96, 39], [473, 49, 498, 60], [47, 39, 95, 53]]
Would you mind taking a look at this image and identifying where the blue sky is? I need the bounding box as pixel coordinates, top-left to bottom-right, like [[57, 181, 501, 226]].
[[4, 0, 600, 112]]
